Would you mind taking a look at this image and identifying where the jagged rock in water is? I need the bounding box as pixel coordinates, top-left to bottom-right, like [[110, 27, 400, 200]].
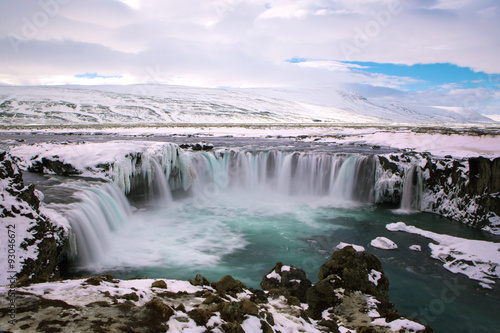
[[307, 246, 393, 319]]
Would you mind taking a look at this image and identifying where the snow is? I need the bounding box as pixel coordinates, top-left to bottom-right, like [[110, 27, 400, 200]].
[[0, 157, 70, 286], [365, 296, 381, 318], [336, 242, 365, 252], [266, 270, 282, 282], [368, 269, 382, 286], [371, 317, 426, 331], [241, 316, 262, 332], [409, 245, 422, 252], [5, 277, 205, 307], [387, 222, 500, 286], [370, 237, 398, 250], [1, 85, 494, 127], [9, 140, 195, 193]]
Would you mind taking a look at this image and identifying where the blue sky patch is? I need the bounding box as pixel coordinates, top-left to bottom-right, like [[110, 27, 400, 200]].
[[342, 61, 500, 91], [74, 73, 123, 79]]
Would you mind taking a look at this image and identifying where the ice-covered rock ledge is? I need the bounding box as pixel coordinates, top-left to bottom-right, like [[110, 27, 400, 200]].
[[0, 152, 69, 286], [377, 152, 500, 234], [9, 141, 195, 195], [0, 247, 433, 333]]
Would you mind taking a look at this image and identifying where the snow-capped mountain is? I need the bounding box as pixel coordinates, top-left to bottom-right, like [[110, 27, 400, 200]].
[[0, 84, 494, 125]]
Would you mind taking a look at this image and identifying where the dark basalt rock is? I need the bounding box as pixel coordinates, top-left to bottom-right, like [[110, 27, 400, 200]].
[[215, 275, 246, 295], [0, 152, 67, 283], [306, 246, 395, 320], [305, 276, 342, 320], [260, 262, 312, 303], [318, 246, 390, 304], [29, 157, 81, 176]]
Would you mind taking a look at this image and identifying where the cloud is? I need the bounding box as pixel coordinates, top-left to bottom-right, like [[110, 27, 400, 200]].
[[0, 0, 498, 98]]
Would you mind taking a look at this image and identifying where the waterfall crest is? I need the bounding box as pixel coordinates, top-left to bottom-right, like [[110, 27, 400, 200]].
[[189, 150, 378, 205]]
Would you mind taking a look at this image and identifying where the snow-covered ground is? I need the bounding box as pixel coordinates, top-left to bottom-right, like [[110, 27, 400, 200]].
[[0, 84, 495, 126]]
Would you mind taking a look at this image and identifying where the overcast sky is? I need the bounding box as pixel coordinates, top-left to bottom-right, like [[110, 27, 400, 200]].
[[0, 0, 499, 115]]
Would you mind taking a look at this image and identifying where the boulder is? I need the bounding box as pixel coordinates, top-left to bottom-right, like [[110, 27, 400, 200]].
[[215, 275, 246, 294], [318, 246, 390, 305], [260, 262, 312, 302]]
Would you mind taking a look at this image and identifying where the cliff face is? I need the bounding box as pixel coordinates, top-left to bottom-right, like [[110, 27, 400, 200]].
[[0, 152, 68, 284], [377, 153, 500, 234]]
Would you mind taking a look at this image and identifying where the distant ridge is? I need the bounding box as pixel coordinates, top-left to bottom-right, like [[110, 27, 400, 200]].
[[0, 84, 494, 126]]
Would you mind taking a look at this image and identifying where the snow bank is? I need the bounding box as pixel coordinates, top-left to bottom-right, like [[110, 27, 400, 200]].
[[9, 141, 195, 193], [336, 242, 365, 252], [387, 222, 500, 286], [370, 237, 398, 250]]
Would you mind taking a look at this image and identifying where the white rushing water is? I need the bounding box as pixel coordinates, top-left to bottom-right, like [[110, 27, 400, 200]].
[[400, 165, 423, 212], [57, 145, 500, 332], [66, 149, 413, 269]]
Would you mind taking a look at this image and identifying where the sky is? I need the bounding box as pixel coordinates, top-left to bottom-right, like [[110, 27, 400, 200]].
[[0, 0, 499, 116]]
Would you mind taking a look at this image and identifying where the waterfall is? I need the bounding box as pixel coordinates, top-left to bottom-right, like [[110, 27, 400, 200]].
[[400, 164, 423, 211], [329, 155, 376, 203], [147, 158, 173, 204], [67, 183, 132, 267], [112, 143, 194, 205], [188, 150, 377, 205]]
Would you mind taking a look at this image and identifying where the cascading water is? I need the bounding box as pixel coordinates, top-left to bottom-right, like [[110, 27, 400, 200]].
[[67, 149, 383, 269], [55, 142, 500, 333], [66, 183, 132, 267], [189, 150, 377, 204], [400, 164, 423, 211]]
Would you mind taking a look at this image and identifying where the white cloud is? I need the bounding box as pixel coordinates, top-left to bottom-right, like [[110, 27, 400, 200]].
[[0, 0, 498, 93]]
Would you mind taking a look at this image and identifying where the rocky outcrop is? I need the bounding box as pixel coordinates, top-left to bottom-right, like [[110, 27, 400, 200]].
[[377, 152, 500, 234], [260, 262, 312, 303], [0, 248, 433, 332], [423, 156, 500, 233], [0, 152, 68, 284], [307, 246, 393, 319]]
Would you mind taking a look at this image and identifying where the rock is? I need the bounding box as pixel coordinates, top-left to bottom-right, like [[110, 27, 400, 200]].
[[249, 289, 268, 304], [85, 277, 102, 286], [144, 298, 174, 323], [241, 300, 259, 316], [151, 280, 168, 289], [318, 247, 390, 303], [189, 273, 210, 286], [188, 308, 212, 326], [221, 322, 244, 333], [0, 152, 67, 284], [260, 262, 312, 302], [306, 246, 395, 319], [215, 275, 246, 294], [120, 292, 139, 302], [305, 275, 341, 319], [220, 301, 244, 323], [29, 157, 81, 176]]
